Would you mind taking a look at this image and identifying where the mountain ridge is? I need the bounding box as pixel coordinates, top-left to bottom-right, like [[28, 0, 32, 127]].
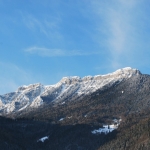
[[0, 67, 141, 114]]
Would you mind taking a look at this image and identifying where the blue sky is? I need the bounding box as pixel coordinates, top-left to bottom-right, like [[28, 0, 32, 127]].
[[1, 0, 150, 94]]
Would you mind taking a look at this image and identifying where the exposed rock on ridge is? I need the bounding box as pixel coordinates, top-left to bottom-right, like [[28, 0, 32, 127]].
[[0, 67, 140, 114]]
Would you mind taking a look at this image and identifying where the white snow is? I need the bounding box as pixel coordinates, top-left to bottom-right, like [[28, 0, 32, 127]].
[[18, 103, 29, 111], [91, 119, 122, 135], [113, 119, 118, 123], [92, 124, 117, 134], [37, 136, 49, 142], [68, 116, 72, 119], [59, 118, 64, 121]]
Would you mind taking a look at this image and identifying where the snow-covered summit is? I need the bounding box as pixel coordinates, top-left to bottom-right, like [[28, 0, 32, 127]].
[[0, 67, 140, 114], [17, 83, 43, 92], [59, 67, 140, 84], [60, 76, 81, 84], [109, 67, 140, 77]]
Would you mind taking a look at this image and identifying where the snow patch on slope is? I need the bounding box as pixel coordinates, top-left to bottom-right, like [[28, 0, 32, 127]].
[[91, 119, 122, 135], [37, 136, 49, 142], [91, 125, 117, 134]]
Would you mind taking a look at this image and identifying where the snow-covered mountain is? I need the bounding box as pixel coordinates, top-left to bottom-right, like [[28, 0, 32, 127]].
[[0, 67, 140, 114]]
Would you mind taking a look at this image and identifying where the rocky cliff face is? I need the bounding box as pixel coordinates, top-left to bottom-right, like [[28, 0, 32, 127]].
[[0, 67, 140, 114]]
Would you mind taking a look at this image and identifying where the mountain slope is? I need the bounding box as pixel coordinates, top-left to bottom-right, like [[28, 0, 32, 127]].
[[1, 67, 150, 150]]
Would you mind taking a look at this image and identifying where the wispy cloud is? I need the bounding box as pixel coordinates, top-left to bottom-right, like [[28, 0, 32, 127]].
[[25, 46, 100, 57], [90, 0, 140, 70], [22, 14, 62, 40]]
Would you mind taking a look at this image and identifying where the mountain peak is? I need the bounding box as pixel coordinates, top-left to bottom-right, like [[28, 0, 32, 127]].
[[109, 67, 140, 77], [60, 76, 81, 84], [17, 83, 42, 92]]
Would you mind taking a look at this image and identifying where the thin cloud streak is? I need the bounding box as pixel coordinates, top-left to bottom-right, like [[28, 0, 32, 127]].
[[25, 46, 100, 57], [22, 14, 62, 40], [91, 0, 140, 70]]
